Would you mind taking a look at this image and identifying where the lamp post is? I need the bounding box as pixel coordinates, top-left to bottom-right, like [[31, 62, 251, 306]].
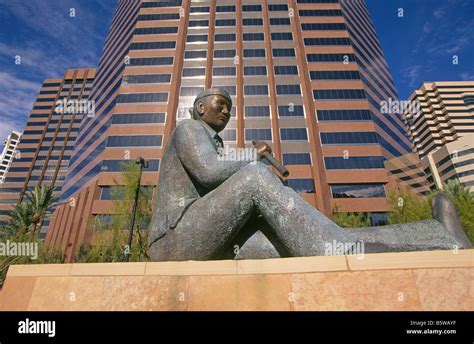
[[125, 156, 148, 262]]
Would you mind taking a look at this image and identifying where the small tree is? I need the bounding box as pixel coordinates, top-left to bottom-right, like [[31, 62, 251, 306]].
[[387, 189, 432, 225], [76, 162, 152, 262], [26, 186, 57, 237], [331, 204, 371, 228]]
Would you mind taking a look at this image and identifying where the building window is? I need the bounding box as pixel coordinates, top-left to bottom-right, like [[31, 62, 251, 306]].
[[214, 49, 236, 58], [216, 5, 236, 12], [189, 19, 209, 27], [215, 33, 236, 41], [243, 18, 263, 26], [245, 106, 270, 117], [213, 67, 236, 76], [274, 66, 298, 75], [117, 93, 168, 103], [130, 41, 176, 50], [129, 57, 174, 66], [216, 19, 236, 26], [213, 85, 236, 95], [244, 66, 267, 75], [245, 128, 272, 141], [268, 4, 289, 11], [283, 153, 311, 165], [244, 85, 269, 95], [304, 37, 351, 46], [320, 132, 378, 145], [112, 113, 166, 125], [271, 32, 293, 40], [101, 159, 160, 172], [141, 1, 182, 8], [180, 86, 204, 96], [243, 49, 266, 58], [280, 128, 308, 141], [272, 48, 295, 57], [310, 70, 360, 80], [106, 135, 163, 148], [313, 89, 366, 100], [317, 109, 371, 121], [284, 179, 315, 193], [278, 105, 304, 117], [270, 18, 290, 25], [185, 50, 207, 59], [134, 27, 178, 35], [331, 184, 386, 198], [190, 6, 210, 13], [276, 84, 301, 95], [187, 34, 208, 42], [221, 129, 236, 141], [243, 33, 264, 41], [138, 13, 181, 21], [298, 9, 342, 16], [324, 156, 385, 169], [183, 68, 206, 77], [301, 23, 346, 31], [242, 4, 262, 11], [123, 74, 171, 84]]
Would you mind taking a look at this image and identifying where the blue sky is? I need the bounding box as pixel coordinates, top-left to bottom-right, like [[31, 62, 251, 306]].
[[0, 0, 473, 148]]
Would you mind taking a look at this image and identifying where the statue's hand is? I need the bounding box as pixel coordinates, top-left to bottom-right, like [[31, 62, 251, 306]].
[[253, 141, 272, 159]]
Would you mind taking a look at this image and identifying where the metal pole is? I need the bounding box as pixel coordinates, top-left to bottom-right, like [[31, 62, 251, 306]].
[[125, 157, 146, 262]]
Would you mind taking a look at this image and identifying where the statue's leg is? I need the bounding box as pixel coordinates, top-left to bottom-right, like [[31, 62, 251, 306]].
[[150, 162, 357, 261]]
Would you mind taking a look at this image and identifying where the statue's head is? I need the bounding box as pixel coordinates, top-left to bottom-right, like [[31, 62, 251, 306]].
[[190, 87, 232, 132]]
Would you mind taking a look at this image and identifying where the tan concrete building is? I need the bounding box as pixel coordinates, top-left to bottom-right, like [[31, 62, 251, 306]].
[[400, 81, 474, 193]]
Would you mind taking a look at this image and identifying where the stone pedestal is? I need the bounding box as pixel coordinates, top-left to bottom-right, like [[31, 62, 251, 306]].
[[1, 249, 472, 311]]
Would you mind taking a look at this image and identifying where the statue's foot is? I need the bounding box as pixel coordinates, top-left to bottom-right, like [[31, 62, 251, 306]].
[[432, 193, 472, 248]]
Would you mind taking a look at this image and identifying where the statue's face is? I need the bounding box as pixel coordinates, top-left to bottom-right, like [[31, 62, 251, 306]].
[[198, 95, 231, 132]]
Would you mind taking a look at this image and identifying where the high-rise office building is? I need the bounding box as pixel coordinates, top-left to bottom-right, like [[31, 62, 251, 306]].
[[401, 81, 474, 192], [0, 131, 22, 183], [46, 0, 412, 260], [0, 68, 95, 234]]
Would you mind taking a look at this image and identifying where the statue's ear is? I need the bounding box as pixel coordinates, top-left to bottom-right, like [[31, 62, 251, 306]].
[[197, 100, 205, 115]]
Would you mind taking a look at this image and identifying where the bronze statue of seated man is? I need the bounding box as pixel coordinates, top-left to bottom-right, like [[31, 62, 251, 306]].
[[148, 88, 471, 261]]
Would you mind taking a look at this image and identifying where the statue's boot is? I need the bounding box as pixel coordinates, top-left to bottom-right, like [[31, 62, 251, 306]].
[[348, 193, 471, 254]]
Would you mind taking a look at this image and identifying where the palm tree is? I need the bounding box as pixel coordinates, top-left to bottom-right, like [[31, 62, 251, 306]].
[[6, 201, 33, 235], [24, 186, 57, 237]]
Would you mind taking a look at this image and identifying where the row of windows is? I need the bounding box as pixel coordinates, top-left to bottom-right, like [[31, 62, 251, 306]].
[[244, 66, 267, 75], [331, 184, 386, 198], [213, 67, 236, 76], [112, 113, 166, 125], [185, 50, 207, 59], [129, 56, 174, 66], [243, 33, 264, 41], [245, 106, 270, 117], [276, 84, 301, 95], [284, 179, 315, 193], [282, 153, 311, 165], [123, 74, 171, 84], [130, 41, 176, 50], [116, 93, 168, 103], [301, 23, 346, 31], [297, 0, 339, 3], [215, 33, 236, 41], [280, 128, 308, 141], [134, 27, 178, 35], [304, 37, 351, 46], [100, 186, 155, 200], [183, 68, 205, 77], [245, 128, 272, 141], [141, 1, 182, 8], [279, 105, 305, 117], [310, 70, 360, 80], [271, 32, 293, 40], [137, 13, 180, 21], [106, 135, 163, 148], [321, 132, 378, 145], [299, 9, 342, 17], [325, 156, 385, 170], [317, 109, 372, 121], [270, 18, 291, 25], [275, 65, 298, 75], [187, 34, 208, 42], [314, 89, 366, 100], [244, 85, 268, 95], [100, 159, 160, 172]]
